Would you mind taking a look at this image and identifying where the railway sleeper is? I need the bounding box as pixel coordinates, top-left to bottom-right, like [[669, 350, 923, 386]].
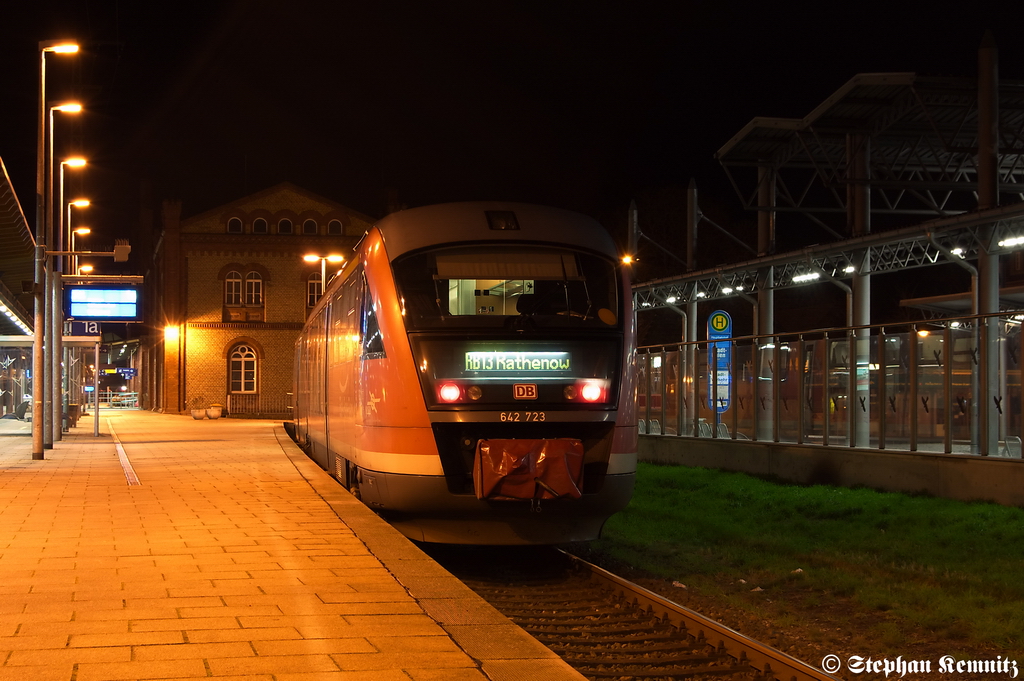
[[576, 662, 753, 679], [566, 652, 732, 666], [547, 639, 708, 653], [509, 612, 655, 625]]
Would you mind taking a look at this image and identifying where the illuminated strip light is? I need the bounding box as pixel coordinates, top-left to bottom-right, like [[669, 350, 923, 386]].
[[0, 301, 31, 335], [998, 236, 1024, 248], [792, 272, 821, 283]]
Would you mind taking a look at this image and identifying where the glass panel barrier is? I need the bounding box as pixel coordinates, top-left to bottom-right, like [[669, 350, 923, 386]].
[[664, 350, 679, 436], [778, 340, 799, 444], [636, 312, 1022, 458], [732, 341, 754, 440]]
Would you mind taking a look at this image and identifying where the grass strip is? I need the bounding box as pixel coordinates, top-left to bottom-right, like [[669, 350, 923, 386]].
[[585, 463, 1024, 653]]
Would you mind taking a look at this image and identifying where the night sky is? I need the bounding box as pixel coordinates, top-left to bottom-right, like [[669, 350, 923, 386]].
[[3, 1, 1024, 285]]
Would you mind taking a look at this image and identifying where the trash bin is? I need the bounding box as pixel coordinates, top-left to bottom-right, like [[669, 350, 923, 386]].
[[67, 404, 80, 428]]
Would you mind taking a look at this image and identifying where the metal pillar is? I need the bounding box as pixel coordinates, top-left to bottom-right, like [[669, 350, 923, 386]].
[[686, 181, 699, 436], [977, 31, 1000, 455], [756, 166, 775, 440], [51, 271, 63, 441], [849, 133, 871, 447]]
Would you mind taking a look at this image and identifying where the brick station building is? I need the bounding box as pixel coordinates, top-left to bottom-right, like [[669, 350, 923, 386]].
[[143, 182, 374, 416]]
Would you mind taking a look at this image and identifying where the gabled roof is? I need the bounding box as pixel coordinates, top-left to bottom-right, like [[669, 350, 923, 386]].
[[180, 182, 376, 226]]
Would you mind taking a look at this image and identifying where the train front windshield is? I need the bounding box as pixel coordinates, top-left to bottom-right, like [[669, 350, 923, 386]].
[[393, 246, 621, 330]]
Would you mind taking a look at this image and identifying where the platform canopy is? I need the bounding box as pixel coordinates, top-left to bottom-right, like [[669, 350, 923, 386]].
[[0, 157, 34, 336], [716, 72, 1024, 220]]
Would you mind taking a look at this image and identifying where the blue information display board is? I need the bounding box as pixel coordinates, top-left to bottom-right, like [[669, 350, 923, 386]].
[[64, 285, 143, 322], [708, 310, 732, 414]]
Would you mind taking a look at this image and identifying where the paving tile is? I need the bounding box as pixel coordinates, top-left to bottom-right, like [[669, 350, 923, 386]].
[[74, 658, 208, 681], [207, 654, 340, 676], [131, 641, 255, 660], [68, 631, 185, 647], [184, 627, 300, 643]]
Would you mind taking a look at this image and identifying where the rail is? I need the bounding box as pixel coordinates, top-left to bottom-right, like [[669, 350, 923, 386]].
[[637, 310, 1024, 457]]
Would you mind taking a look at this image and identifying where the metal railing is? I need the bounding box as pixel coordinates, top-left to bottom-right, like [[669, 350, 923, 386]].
[[226, 393, 291, 416], [637, 311, 1024, 458]]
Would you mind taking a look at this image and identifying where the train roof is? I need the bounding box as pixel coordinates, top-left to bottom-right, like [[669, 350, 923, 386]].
[[372, 202, 618, 261]]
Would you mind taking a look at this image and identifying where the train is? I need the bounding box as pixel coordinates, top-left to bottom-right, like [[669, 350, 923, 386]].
[[286, 202, 637, 544]]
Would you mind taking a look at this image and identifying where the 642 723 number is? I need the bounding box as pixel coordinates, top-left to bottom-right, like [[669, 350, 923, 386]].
[[499, 411, 546, 422]]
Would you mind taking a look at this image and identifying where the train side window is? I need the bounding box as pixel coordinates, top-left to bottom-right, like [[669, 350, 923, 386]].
[[362, 275, 385, 359]]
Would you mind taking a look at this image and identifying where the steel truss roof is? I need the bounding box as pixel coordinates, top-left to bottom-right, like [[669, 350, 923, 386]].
[[717, 73, 1024, 217], [634, 70, 1024, 314], [633, 203, 1024, 310]]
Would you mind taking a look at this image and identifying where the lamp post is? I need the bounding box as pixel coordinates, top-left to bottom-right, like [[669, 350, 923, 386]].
[[71, 227, 91, 275], [48, 109, 83, 445], [67, 197, 89, 273], [34, 39, 78, 458], [303, 254, 345, 303]]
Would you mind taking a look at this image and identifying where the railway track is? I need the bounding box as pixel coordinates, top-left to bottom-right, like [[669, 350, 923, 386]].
[[428, 546, 839, 681]]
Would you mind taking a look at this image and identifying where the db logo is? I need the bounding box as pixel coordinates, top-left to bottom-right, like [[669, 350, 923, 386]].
[[513, 384, 537, 400]]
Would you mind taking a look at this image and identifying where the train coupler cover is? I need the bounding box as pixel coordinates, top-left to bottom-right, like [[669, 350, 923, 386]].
[[473, 438, 584, 501]]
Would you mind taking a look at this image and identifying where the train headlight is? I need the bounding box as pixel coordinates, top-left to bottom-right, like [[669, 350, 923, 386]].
[[438, 382, 463, 403], [563, 385, 578, 400], [467, 385, 483, 400], [580, 382, 604, 403]]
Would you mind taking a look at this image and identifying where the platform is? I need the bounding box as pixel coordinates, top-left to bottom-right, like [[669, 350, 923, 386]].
[[0, 410, 585, 681]]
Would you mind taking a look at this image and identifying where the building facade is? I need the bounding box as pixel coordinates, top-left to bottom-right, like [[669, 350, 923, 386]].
[[145, 183, 373, 416]]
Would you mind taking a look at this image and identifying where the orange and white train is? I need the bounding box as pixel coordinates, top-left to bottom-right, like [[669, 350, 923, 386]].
[[287, 202, 636, 544]]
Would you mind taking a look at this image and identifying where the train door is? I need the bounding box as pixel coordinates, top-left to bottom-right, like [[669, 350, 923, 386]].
[[325, 270, 363, 485]]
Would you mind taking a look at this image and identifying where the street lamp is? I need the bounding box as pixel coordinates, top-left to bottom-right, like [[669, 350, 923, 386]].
[[49, 112, 83, 447], [303, 254, 345, 302], [66, 194, 89, 273], [34, 40, 79, 458], [71, 227, 91, 275], [60, 162, 87, 273]]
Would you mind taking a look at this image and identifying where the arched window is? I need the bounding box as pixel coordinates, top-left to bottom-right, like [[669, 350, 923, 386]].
[[225, 271, 242, 306], [307, 272, 323, 307], [227, 217, 243, 233], [302, 219, 318, 235], [229, 344, 258, 393], [278, 219, 293, 234], [245, 272, 263, 306], [252, 218, 268, 234], [327, 219, 343, 235]]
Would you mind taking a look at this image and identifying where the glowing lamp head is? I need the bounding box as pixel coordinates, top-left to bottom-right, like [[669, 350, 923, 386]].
[[621, 254, 634, 265], [48, 43, 80, 54], [326, 255, 344, 263], [74, 227, 91, 236], [71, 198, 90, 207], [303, 254, 321, 262], [580, 382, 604, 403], [437, 382, 462, 403], [65, 158, 87, 168]]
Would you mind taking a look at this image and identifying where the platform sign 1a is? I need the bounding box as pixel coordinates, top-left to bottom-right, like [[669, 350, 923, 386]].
[[70, 321, 101, 336], [708, 310, 732, 414]]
